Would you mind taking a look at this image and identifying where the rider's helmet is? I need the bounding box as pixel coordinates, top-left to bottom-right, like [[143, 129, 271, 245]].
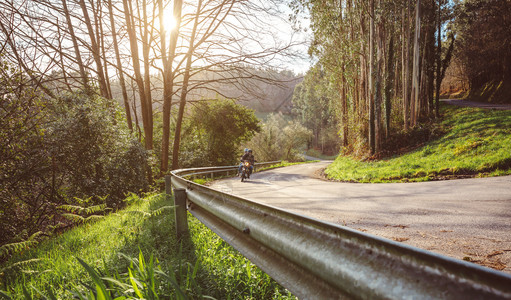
[[244, 148, 249, 153], [248, 149, 253, 153]]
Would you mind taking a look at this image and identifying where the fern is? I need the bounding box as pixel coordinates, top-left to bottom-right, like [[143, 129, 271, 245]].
[[83, 215, 104, 223], [0, 258, 41, 273], [150, 206, 174, 217], [58, 204, 86, 214], [84, 204, 106, 215], [61, 213, 86, 223], [122, 210, 151, 218], [122, 206, 174, 218], [62, 213, 104, 224], [0, 232, 42, 258], [59, 203, 107, 225]]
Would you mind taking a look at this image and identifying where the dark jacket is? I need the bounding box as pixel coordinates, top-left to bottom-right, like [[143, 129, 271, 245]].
[[241, 153, 255, 165]]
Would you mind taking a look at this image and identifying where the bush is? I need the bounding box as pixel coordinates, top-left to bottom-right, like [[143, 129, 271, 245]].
[[179, 99, 260, 167], [247, 113, 312, 162], [0, 85, 148, 249]]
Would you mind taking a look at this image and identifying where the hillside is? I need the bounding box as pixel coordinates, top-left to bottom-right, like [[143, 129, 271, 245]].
[[325, 104, 511, 183]]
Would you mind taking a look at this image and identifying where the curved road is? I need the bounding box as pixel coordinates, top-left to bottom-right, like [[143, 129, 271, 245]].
[[210, 162, 511, 273]]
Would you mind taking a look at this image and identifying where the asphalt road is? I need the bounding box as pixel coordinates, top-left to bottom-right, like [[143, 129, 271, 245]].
[[210, 161, 511, 273]]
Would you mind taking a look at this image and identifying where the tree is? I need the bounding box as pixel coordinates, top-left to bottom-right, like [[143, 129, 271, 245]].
[[292, 64, 340, 154], [0, 60, 47, 246], [454, 0, 511, 101], [0, 60, 147, 247], [0, 0, 304, 175], [247, 113, 311, 162], [158, 0, 182, 174], [179, 99, 260, 167], [291, 0, 454, 156]]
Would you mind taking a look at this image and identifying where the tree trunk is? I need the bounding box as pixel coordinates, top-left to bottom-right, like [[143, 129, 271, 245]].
[[108, 0, 132, 131], [95, 0, 112, 99], [369, 0, 375, 154], [172, 0, 203, 170], [435, 0, 442, 118], [160, 0, 183, 174], [410, 0, 421, 127], [402, 0, 412, 130], [61, 0, 89, 92], [341, 73, 348, 147], [140, 0, 154, 151], [385, 30, 395, 139], [374, 15, 385, 153], [122, 0, 152, 182], [78, 0, 109, 98], [122, 0, 150, 149]]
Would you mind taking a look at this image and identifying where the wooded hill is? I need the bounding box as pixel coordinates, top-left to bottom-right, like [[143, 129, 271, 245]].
[[108, 67, 302, 117], [290, 0, 511, 157]]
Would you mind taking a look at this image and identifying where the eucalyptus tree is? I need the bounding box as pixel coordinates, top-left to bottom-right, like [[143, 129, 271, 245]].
[[454, 0, 510, 97], [292, 64, 339, 152], [292, 0, 454, 156]]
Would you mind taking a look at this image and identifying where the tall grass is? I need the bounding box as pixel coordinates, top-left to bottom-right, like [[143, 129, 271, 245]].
[[325, 105, 511, 182], [188, 218, 295, 299], [1, 193, 176, 298], [1, 192, 295, 299]]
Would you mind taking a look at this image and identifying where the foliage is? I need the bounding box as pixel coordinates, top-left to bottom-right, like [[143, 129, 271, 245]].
[[325, 105, 511, 182], [247, 113, 312, 162], [179, 99, 260, 167], [0, 193, 173, 297], [290, 0, 457, 155], [0, 193, 294, 299], [188, 217, 296, 300], [454, 0, 511, 93], [292, 64, 341, 154], [44, 92, 148, 208], [0, 60, 148, 253], [0, 59, 47, 249]]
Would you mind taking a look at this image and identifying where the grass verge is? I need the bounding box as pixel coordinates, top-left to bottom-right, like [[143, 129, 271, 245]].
[[325, 105, 511, 183], [1, 192, 294, 299]]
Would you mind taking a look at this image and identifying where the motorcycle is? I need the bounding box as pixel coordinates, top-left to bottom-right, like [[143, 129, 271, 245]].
[[240, 160, 251, 182]]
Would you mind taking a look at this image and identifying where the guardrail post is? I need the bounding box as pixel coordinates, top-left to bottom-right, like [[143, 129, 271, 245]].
[[165, 175, 172, 196], [173, 188, 189, 239]]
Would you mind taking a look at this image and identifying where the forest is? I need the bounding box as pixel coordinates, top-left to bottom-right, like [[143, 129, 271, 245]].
[[292, 0, 511, 156], [1, 0, 510, 284]]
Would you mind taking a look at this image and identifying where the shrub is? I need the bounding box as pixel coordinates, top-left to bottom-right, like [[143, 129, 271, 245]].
[[0, 86, 148, 250], [247, 113, 312, 162], [179, 99, 260, 167]]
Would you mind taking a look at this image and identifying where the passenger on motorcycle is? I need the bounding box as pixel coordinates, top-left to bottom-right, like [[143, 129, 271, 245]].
[[238, 149, 255, 176]]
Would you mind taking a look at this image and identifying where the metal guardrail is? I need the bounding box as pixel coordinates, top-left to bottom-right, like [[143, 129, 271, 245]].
[[169, 162, 511, 299]]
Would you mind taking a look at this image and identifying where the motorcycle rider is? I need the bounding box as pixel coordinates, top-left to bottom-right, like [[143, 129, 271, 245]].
[[238, 148, 249, 175], [238, 148, 255, 176]]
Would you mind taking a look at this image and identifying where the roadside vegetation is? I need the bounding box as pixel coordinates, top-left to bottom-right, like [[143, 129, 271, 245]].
[[305, 149, 338, 160], [325, 105, 511, 183], [0, 193, 294, 299]]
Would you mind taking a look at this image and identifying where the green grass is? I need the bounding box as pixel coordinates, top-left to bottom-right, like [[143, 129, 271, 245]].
[[325, 105, 511, 183], [1, 192, 295, 299], [1, 193, 178, 298], [188, 219, 295, 299]]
